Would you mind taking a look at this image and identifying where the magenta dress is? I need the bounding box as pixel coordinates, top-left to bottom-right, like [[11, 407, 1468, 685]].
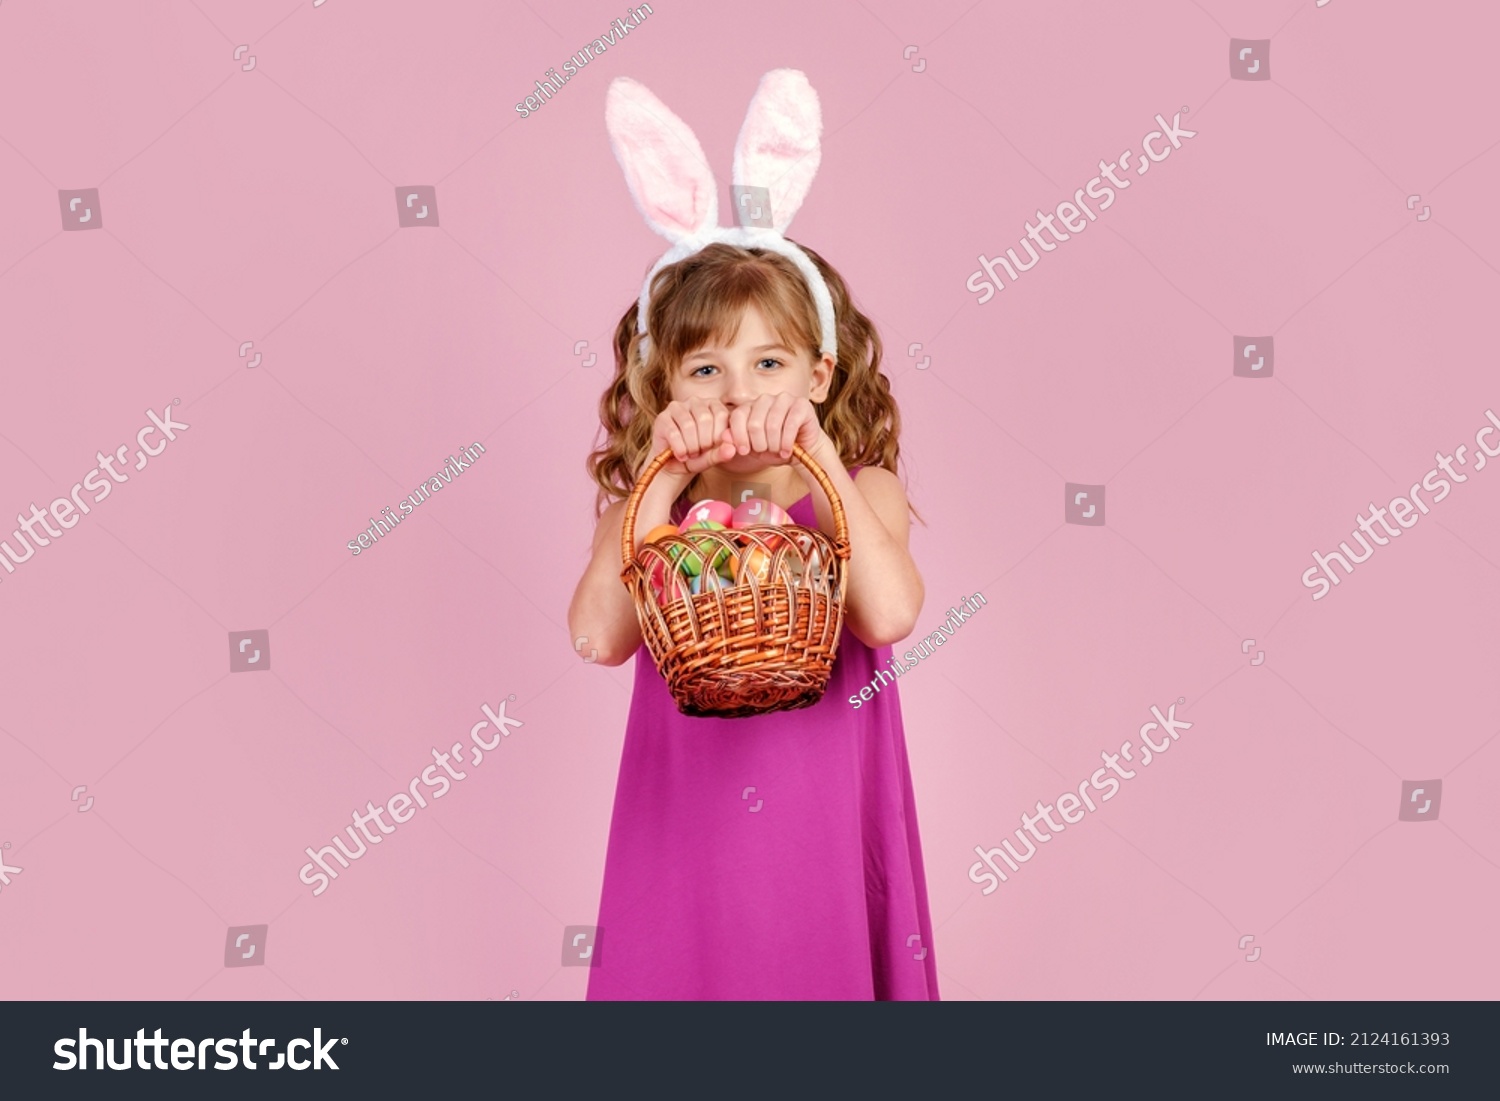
[[586, 466, 940, 1001]]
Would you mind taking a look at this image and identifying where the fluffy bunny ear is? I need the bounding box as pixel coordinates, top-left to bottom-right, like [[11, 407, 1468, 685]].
[[731, 69, 823, 234], [605, 77, 719, 244]]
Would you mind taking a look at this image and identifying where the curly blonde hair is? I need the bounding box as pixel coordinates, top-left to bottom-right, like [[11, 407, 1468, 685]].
[[586, 240, 921, 524]]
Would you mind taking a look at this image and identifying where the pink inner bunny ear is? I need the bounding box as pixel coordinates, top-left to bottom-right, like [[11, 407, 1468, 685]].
[[605, 77, 719, 243], [731, 69, 823, 234]]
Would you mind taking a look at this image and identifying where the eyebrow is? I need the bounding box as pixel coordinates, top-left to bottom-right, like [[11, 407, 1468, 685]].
[[685, 343, 792, 361]]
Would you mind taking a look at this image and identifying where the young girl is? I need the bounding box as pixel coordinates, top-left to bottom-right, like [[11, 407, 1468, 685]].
[[567, 233, 940, 1000]]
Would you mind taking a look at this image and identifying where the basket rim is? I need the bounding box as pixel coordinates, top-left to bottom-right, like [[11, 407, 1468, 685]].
[[619, 442, 851, 578]]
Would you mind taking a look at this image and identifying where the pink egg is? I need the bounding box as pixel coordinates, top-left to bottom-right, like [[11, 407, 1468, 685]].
[[683, 498, 734, 529], [645, 553, 671, 595], [731, 497, 791, 529], [644, 547, 691, 603], [731, 498, 792, 552], [655, 571, 690, 604]]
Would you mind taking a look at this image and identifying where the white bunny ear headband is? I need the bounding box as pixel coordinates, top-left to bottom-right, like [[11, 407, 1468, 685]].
[[604, 68, 837, 362]]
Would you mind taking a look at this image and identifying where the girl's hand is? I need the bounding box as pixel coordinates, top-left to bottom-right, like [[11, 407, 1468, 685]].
[[725, 393, 828, 466], [648, 397, 736, 478]]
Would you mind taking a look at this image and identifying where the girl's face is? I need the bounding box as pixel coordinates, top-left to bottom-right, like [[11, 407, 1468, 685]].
[[671, 302, 834, 413]]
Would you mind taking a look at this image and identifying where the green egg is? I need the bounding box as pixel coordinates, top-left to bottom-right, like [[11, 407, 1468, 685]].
[[672, 520, 733, 576]]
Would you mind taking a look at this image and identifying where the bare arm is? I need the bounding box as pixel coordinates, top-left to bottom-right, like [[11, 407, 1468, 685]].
[[569, 397, 740, 665], [567, 467, 693, 666], [716, 392, 924, 650], [797, 437, 924, 649]]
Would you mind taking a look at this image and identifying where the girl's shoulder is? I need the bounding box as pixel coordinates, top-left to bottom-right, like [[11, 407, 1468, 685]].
[[589, 496, 629, 552], [846, 464, 913, 537], [848, 463, 903, 495]]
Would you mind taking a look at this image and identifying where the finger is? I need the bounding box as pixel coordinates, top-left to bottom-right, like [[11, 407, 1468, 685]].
[[663, 415, 689, 461], [728, 403, 751, 454], [778, 399, 805, 457], [678, 404, 702, 457], [694, 432, 728, 469], [710, 402, 730, 454], [763, 397, 791, 458], [671, 407, 700, 458], [689, 402, 718, 457], [692, 403, 718, 458], [684, 423, 721, 472], [747, 395, 772, 455], [780, 405, 804, 456]]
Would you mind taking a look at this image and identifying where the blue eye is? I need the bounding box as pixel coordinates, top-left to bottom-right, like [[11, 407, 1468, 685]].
[[687, 358, 783, 377]]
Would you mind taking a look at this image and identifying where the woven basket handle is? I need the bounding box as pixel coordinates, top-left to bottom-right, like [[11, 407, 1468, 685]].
[[620, 443, 851, 576]]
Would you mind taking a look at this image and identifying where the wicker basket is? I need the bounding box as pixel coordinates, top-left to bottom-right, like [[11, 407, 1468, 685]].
[[619, 443, 851, 718]]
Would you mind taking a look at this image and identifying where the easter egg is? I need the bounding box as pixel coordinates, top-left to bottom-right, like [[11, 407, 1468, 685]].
[[645, 552, 678, 597], [655, 570, 691, 604], [678, 514, 725, 535], [666, 537, 702, 576], [714, 550, 740, 583], [730, 498, 792, 551], [672, 518, 734, 576], [670, 547, 702, 577], [737, 546, 776, 586], [641, 526, 689, 594], [690, 572, 728, 596], [731, 497, 791, 529], [684, 498, 734, 528], [786, 533, 824, 588], [790, 530, 824, 558]]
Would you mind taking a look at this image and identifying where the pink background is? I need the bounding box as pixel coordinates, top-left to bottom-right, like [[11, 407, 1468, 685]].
[[1, 0, 1497, 1001]]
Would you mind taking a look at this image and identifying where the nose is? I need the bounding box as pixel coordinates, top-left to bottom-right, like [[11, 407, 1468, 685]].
[[722, 374, 756, 408]]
